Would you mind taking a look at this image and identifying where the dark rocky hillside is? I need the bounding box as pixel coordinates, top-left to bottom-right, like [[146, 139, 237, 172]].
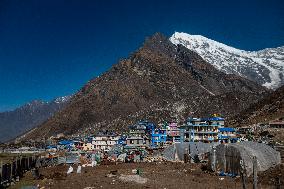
[[229, 85, 284, 127], [21, 33, 269, 141], [0, 97, 70, 142]]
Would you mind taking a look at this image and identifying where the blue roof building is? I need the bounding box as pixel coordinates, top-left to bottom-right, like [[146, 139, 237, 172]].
[[151, 128, 167, 148], [218, 127, 238, 143], [180, 116, 225, 143]]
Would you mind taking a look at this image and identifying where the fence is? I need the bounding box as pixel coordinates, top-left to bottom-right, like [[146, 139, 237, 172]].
[[0, 152, 91, 187], [0, 156, 35, 187], [0, 155, 61, 187]]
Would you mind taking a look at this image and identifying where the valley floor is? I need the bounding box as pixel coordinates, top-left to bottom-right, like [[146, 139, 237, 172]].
[[11, 162, 283, 189]]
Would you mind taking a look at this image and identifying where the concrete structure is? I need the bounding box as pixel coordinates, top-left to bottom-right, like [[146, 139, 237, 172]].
[[237, 127, 252, 134], [82, 142, 95, 151], [125, 137, 150, 148], [128, 120, 155, 138], [180, 117, 224, 143], [166, 122, 180, 143], [151, 128, 167, 147], [218, 127, 238, 143], [124, 121, 154, 149], [91, 135, 120, 151], [269, 119, 284, 128]]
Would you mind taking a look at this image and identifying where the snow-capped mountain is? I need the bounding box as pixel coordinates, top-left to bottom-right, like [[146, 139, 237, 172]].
[[21, 33, 268, 141], [0, 95, 71, 143], [170, 32, 284, 89]]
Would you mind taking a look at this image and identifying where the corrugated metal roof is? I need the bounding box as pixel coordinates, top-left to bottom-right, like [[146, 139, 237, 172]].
[[219, 127, 235, 132]]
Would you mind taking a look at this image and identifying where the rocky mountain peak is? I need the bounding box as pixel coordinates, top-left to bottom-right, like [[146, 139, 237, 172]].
[[170, 32, 284, 89], [19, 33, 270, 141]]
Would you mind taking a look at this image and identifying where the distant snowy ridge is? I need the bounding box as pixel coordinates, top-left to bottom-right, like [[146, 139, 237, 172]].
[[0, 94, 72, 142], [170, 32, 284, 89], [54, 95, 72, 103], [21, 95, 72, 109]]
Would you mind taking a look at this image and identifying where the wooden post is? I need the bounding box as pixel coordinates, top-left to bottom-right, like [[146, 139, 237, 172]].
[[10, 162, 13, 182], [253, 156, 257, 189], [19, 156, 22, 177], [275, 177, 281, 189], [27, 157, 29, 170], [15, 157, 18, 173], [212, 146, 216, 171], [0, 160, 2, 183], [240, 160, 246, 189], [184, 148, 189, 163]]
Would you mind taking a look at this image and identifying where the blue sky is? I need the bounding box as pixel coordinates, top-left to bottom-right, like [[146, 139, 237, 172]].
[[0, 0, 284, 112]]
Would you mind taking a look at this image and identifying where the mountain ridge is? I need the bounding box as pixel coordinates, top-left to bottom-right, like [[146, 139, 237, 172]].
[[229, 85, 284, 127], [19, 33, 269, 141], [170, 32, 284, 89], [0, 96, 71, 142]]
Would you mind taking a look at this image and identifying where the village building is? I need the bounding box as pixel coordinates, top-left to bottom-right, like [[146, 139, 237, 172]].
[[125, 121, 154, 148], [125, 136, 150, 148], [151, 128, 167, 147], [73, 140, 84, 150], [91, 135, 120, 151], [165, 122, 180, 143], [82, 142, 95, 151], [269, 119, 284, 128], [57, 140, 75, 150], [237, 127, 252, 134], [128, 124, 147, 138], [180, 117, 224, 143], [128, 120, 155, 137], [117, 135, 127, 145], [218, 127, 238, 143]]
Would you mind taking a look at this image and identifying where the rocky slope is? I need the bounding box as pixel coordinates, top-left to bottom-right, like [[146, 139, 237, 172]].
[[170, 32, 284, 89], [21, 33, 269, 141], [0, 96, 70, 142], [229, 85, 284, 127]]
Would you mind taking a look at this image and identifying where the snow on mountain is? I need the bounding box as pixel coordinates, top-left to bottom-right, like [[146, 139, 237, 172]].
[[170, 32, 284, 89], [54, 95, 72, 104], [0, 95, 71, 142], [21, 33, 269, 141]]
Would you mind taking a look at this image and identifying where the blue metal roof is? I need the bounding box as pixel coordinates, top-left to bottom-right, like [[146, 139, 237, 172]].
[[58, 140, 74, 145], [219, 127, 235, 132], [209, 117, 225, 121], [188, 117, 225, 122]]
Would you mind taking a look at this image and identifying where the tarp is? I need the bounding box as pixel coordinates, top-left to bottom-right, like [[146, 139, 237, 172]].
[[162, 142, 218, 161], [117, 153, 127, 162], [65, 153, 79, 164], [209, 141, 281, 176], [57, 157, 67, 165]]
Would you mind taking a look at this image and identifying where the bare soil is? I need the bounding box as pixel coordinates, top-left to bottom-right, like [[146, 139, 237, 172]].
[[11, 162, 282, 189]]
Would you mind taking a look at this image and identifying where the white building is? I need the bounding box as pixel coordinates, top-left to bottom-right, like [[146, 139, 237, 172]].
[[82, 142, 95, 151], [91, 135, 120, 151]]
